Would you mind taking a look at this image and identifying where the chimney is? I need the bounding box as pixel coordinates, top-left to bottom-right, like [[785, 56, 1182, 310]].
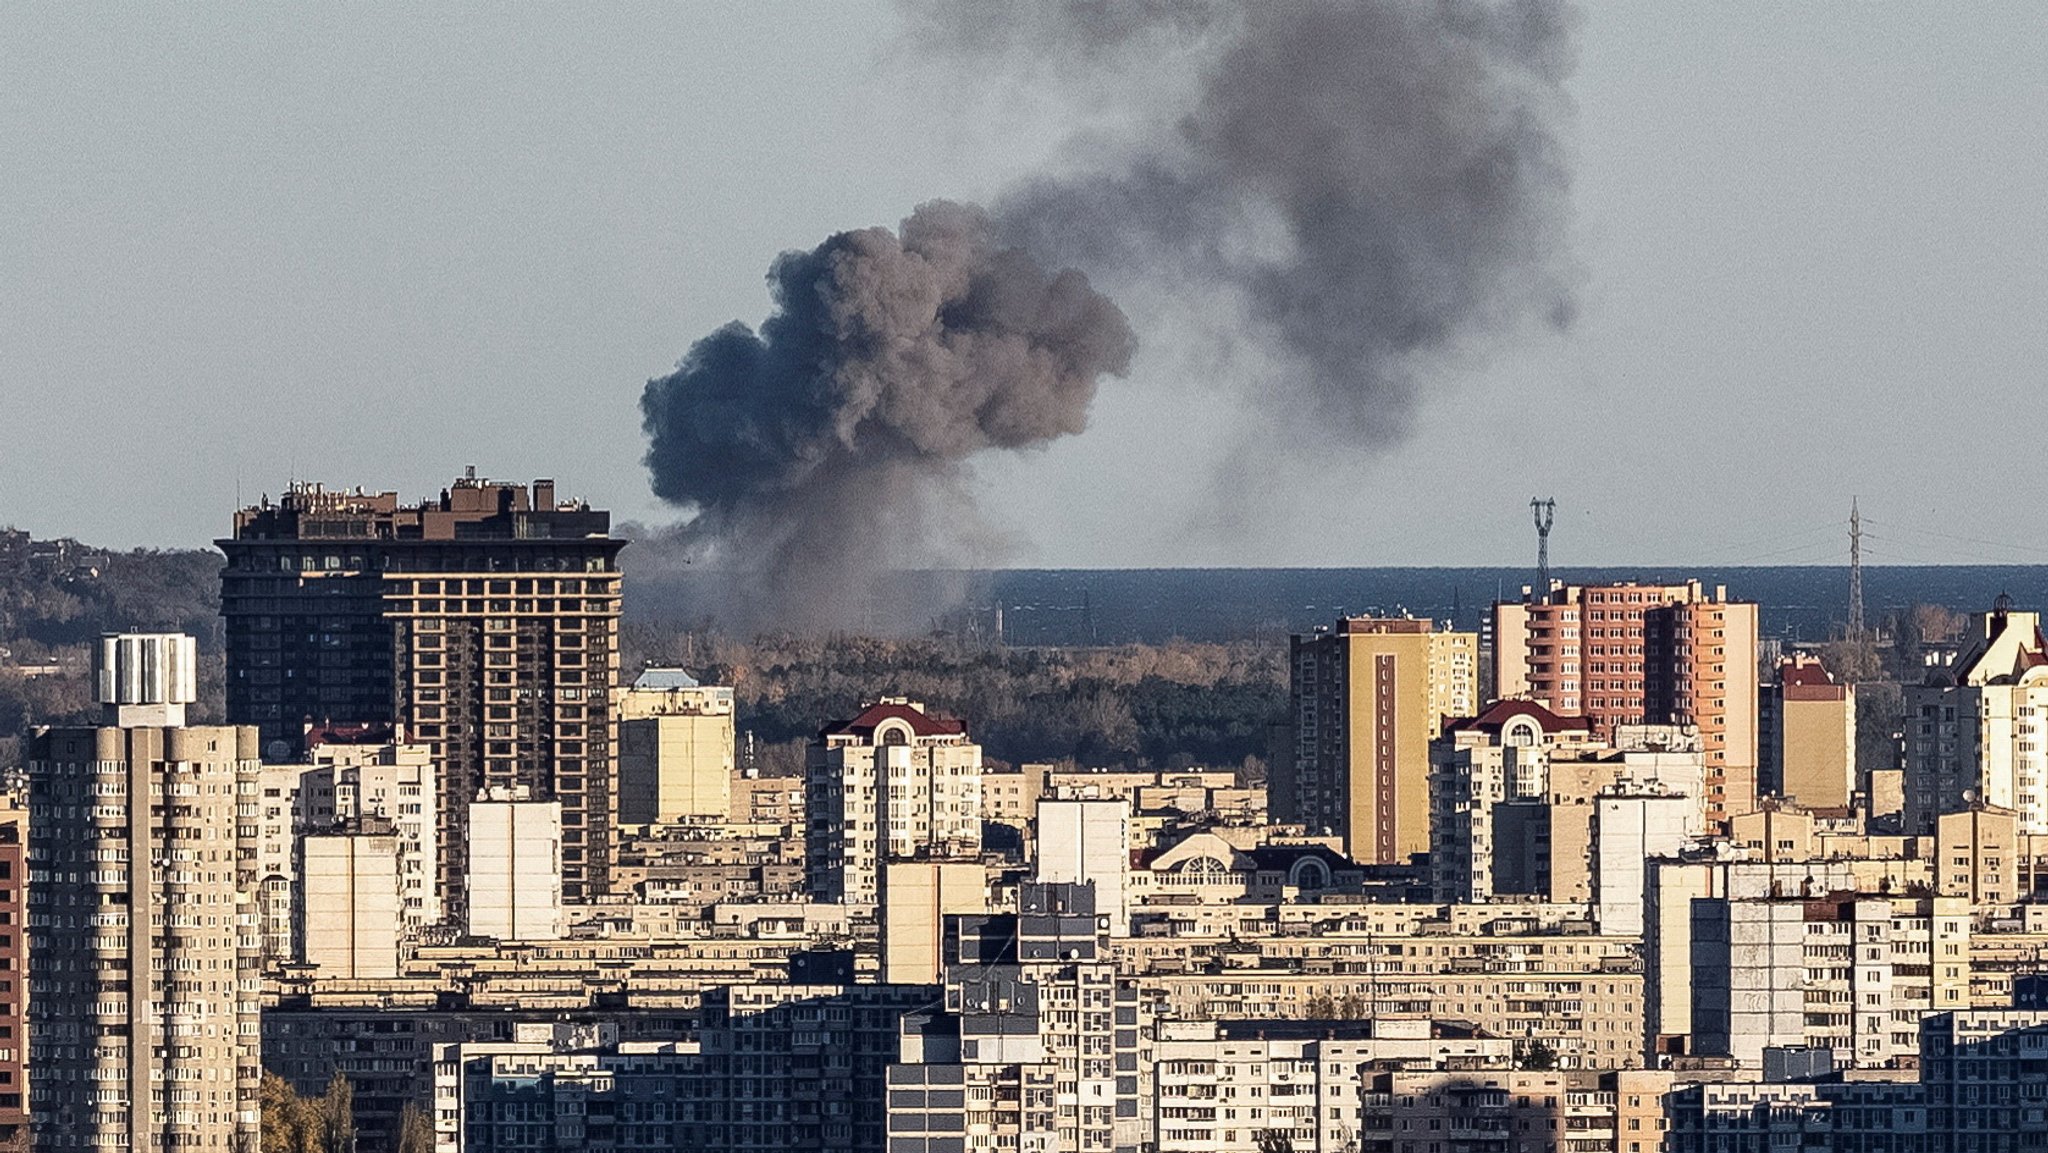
[[534, 478, 556, 510]]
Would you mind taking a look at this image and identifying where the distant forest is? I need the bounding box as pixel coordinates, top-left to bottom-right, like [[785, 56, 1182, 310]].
[[0, 536, 1962, 778], [0, 539, 1285, 773]]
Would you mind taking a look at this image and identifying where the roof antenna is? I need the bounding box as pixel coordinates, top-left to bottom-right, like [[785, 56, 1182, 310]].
[[1530, 498, 1556, 603]]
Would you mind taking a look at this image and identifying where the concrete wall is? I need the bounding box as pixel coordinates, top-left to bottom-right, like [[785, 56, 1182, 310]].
[[299, 832, 403, 979], [466, 797, 563, 941]]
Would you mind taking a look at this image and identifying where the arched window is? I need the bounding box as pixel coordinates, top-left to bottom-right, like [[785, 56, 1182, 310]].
[[1290, 858, 1331, 890]]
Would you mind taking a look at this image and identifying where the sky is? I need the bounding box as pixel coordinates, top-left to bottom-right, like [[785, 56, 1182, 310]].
[[3, 4, 2046, 569]]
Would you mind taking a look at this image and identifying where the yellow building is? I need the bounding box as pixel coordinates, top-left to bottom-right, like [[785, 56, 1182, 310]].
[[1283, 617, 1480, 863], [1763, 653, 1856, 809], [614, 667, 735, 826]]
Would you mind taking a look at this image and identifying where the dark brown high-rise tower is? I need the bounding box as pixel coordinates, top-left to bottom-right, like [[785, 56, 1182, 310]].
[[219, 472, 625, 904]]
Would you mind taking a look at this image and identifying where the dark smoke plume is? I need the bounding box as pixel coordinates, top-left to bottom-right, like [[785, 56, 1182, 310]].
[[642, 1, 1574, 627], [919, 0, 1579, 441], [641, 200, 1132, 628]]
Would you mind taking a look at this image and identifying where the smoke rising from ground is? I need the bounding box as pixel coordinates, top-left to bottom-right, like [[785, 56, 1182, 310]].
[[641, 200, 1132, 629], [642, 1, 1575, 629]]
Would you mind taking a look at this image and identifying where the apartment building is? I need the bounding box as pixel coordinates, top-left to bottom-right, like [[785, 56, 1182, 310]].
[[26, 634, 262, 1150], [1495, 581, 1759, 822], [806, 699, 982, 908], [0, 802, 25, 1144], [887, 882, 1153, 1153], [614, 667, 735, 826], [297, 822, 404, 978], [466, 787, 564, 941], [1432, 711, 1706, 909], [430, 983, 937, 1153], [1284, 617, 1480, 863], [1429, 700, 1593, 902], [1668, 1011, 2048, 1153], [301, 732, 441, 927], [1151, 1018, 1514, 1152], [1760, 652, 1857, 808], [1689, 891, 1971, 1069], [1905, 601, 2048, 836], [220, 472, 624, 903]]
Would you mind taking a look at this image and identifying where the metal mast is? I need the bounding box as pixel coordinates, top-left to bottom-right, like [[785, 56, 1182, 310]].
[[1531, 498, 1556, 602], [1848, 497, 1864, 640]]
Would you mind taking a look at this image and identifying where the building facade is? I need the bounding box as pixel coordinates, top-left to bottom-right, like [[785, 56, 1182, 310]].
[[26, 634, 262, 1150], [466, 787, 564, 941], [1285, 617, 1480, 864], [1761, 652, 1857, 809], [219, 473, 624, 903], [806, 700, 982, 909], [1905, 603, 2048, 836], [614, 667, 735, 826], [1494, 581, 1760, 823]]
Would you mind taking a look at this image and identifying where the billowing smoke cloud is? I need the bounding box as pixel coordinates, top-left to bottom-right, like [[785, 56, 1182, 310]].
[[933, 0, 1579, 440], [642, 1, 1574, 628], [641, 200, 1132, 628]]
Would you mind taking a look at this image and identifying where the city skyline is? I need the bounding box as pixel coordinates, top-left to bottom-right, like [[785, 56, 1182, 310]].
[[5, 6, 2048, 569]]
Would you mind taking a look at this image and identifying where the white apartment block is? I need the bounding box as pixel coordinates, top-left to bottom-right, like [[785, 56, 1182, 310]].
[[466, 787, 564, 941], [1906, 604, 2048, 835], [1152, 1018, 1513, 1153], [1689, 890, 1971, 1068], [300, 738, 441, 927], [1036, 796, 1131, 935], [1591, 787, 1696, 935], [806, 700, 982, 908], [297, 827, 404, 978]]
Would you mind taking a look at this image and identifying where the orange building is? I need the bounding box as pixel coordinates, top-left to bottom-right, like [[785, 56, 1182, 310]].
[[1495, 580, 1759, 822]]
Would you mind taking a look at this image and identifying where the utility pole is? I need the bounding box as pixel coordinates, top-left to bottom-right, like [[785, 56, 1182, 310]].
[[1849, 497, 1864, 641], [1530, 498, 1556, 603]]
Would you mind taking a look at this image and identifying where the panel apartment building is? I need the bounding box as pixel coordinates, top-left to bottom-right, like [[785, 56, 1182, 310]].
[[27, 634, 262, 1150], [1283, 617, 1479, 864], [219, 472, 624, 902], [1494, 580, 1760, 823]]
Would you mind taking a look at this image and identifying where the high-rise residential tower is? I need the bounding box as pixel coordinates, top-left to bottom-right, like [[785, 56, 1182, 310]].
[[1494, 580, 1760, 823], [806, 699, 983, 909], [1905, 602, 2048, 835], [27, 633, 262, 1150], [218, 472, 625, 903], [1281, 617, 1479, 863]]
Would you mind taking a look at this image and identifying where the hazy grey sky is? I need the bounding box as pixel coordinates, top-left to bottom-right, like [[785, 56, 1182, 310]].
[[4, 4, 2046, 568]]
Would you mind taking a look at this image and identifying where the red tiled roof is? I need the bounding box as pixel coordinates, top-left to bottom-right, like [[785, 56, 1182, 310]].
[[304, 722, 397, 747], [1442, 698, 1589, 735], [1780, 660, 1836, 689], [820, 701, 964, 740]]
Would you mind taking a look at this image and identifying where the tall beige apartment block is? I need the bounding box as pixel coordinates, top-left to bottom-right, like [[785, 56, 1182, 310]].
[[27, 634, 262, 1150], [806, 700, 983, 908], [297, 824, 404, 979], [1495, 580, 1759, 823], [1283, 617, 1480, 863], [614, 667, 735, 825]]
